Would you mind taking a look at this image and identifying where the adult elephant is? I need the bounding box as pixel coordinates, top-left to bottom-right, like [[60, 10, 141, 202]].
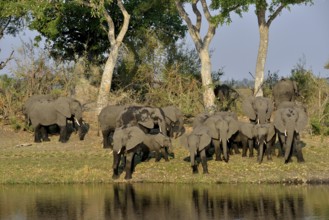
[[99, 105, 167, 149], [273, 105, 308, 163], [203, 114, 239, 162], [273, 78, 298, 108], [98, 105, 126, 149], [161, 105, 185, 138], [242, 96, 274, 124], [112, 126, 173, 180], [214, 84, 239, 111], [181, 124, 212, 174], [26, 96, 85, 143], [117, 106, 167, 134]]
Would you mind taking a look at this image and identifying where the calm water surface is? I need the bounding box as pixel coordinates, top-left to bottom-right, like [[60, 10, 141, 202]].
[[1, 184, 329, 220]]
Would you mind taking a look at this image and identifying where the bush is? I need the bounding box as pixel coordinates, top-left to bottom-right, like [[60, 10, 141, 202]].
[[290, 62, 329, 136]]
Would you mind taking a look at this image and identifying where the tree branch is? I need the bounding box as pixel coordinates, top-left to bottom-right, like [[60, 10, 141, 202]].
[[192, 0, 201, 33], [200, 0, 215, 49], [266, 3, 285, 26], [0, 50, 14, 70], [175, 1, 202, 52], [115, 0, 130, 44]]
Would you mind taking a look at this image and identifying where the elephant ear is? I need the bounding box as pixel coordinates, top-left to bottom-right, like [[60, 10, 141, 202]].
[[295, 107, 308, 133], [55, 97, 71, 118], [162, 106, 177, 122], [266, 123, 276, 142], [242, 96, 256, 120], [265, 98, 274, 120], [126, 126, 145, 151], [227, 117, 239, 138], [240, 122, 254, 139], [193, 125, 212, 150], [199, 133, 212, 151], [204, 117, 219, 139], [273, 109, 286, 133], [138, 120, 154, 129], [153, 134, 169, 147], [113, 128, 124, 153]]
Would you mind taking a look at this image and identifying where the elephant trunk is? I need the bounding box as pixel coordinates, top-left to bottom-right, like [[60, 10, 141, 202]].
[[257, 136, 265, 164], [175, 118, 184, 138], [258, 113, 266, 124], [190, 145, 198, 173], [284, 125, 295, 163], [221, 138, 229, 162]]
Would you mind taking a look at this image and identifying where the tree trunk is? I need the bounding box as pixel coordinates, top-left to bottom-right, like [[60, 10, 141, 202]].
[[200, 49, 216, 111], [254, 24, 269, 97], [96, 44, 120, 115]]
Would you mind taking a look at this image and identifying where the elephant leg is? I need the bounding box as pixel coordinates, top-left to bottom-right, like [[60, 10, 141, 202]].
[[102, 130, 112, 149], [233, 142, 240, 154], [200, 150, 208, 174], [212, 139, 222, 161], [241, 140, 248, 157], [40, 126, 50, 141], [59, 125, 68, 143], [248, 139, 254, 157], [154, 150, 161, 162], [266, 142, 273, 161], [257, 143, 264, 164], [112, 152, 121, 179], [124, 152, 135, 180], [34, 125, 42, 143], [277, 134, 284, 157], [294, 134, 305, 163], [160, 148, 169, 162]]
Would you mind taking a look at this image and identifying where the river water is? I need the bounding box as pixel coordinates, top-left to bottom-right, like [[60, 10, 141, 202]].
[[1, 183, 328, 220]]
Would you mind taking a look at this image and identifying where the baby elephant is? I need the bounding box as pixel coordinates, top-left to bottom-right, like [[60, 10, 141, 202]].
[[112, 126, 173, 180], [181, 125, 212, 174]]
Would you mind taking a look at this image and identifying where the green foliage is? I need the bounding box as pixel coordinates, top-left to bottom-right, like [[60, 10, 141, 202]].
[[262, 70, 279, 98], [210, 0, 250, 25], [27, 0, 186, 65], [146, 67, 204, 116], [290, 59, 329, 136]]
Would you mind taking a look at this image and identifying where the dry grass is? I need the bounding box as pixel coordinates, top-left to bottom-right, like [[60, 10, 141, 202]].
[[0, 124, 329, 184]]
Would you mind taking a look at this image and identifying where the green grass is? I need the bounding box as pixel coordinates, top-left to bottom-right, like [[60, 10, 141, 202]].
[[1, 133, 329, 184]]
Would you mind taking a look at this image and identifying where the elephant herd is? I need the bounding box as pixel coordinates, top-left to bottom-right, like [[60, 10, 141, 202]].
[[23, 78, 308, 180]]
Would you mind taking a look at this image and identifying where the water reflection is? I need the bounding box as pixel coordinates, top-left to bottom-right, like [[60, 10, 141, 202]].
[[1, 184, 329, 220]]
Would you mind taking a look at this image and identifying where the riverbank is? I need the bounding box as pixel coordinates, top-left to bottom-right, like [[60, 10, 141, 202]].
[[1, 125, 329, 184]]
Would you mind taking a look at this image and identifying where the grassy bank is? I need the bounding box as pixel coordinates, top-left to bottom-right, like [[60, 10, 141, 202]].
[[1, 126, 329, 184]]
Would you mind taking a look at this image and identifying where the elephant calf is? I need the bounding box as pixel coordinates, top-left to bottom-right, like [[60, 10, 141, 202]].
[[112, 126, 173, 180]]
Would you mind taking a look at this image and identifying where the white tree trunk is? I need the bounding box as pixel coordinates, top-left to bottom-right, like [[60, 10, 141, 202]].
[[96, 44, 120, 115], [200, 49, 216, 111], [254, 24, 269, 97]]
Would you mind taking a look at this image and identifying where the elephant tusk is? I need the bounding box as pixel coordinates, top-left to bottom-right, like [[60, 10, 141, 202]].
[[257, 119, 260, 124], [284, 130, 287, 136], [75, 118, 81, 126], [263, 140, 266, 144]]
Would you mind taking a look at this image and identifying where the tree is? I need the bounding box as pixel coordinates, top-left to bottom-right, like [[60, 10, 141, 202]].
[[78, 0, 130, 115], [252, 0, 313, 97], [325, 60, 329, 70], [0, 0, 30, 70], [174, 0, 248, 112]]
